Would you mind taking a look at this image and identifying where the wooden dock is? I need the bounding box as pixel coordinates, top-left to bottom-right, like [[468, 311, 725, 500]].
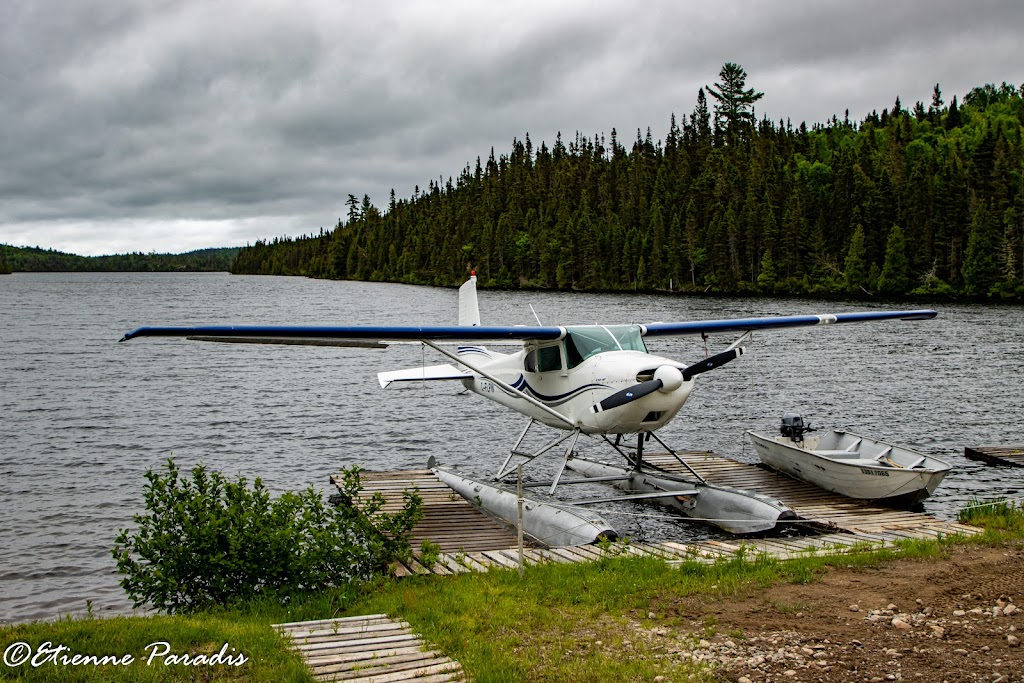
[[333, 452, 980, 577], [274, 614, 464, 682], [645, 451, 976, 538], [333, 468, 525, 554], [965, 445, 1024, 467]]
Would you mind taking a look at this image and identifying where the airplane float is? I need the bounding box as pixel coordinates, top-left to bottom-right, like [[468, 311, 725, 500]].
[[120, 274, 937, 538]]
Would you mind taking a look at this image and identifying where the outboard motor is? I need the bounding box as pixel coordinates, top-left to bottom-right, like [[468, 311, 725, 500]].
[[780, 412, 813, 442]]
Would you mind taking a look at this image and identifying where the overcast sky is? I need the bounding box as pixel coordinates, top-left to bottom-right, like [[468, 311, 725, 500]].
[[1, 0, 1021, 256]]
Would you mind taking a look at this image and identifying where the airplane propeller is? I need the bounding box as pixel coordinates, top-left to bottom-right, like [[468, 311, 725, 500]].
[[593, 365, 684, 412], [593, 347, 746, 414], [681, 347, 744, 381]]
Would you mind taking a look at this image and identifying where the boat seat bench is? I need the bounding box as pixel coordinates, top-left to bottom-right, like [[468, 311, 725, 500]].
[[811, 452, 896, 468], [812, 449, 863, 457]]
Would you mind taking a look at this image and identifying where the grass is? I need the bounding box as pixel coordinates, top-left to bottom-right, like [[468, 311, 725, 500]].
[[958, 497, 1024, 537], [0, 612, 313, 682], [3, 502, 1022, 682]]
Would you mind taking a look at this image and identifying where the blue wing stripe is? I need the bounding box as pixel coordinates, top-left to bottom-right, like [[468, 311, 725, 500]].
[[642, 310, 937, 337], [120, 324, 564, 343]]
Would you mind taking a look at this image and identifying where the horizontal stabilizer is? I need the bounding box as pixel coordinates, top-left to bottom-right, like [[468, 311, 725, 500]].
[[378, 363, 473, 388]]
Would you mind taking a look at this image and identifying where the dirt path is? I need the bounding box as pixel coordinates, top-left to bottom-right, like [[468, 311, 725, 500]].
[[635, 543, 1024, 682]]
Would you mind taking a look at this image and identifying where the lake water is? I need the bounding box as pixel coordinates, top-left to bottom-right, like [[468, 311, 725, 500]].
[[1, 272, 1022, 624]]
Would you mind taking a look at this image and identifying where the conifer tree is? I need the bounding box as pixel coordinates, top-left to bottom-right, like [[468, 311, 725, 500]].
[[944, 95, 961, 130], [706, 63, 763, 139], [963, 203, 1000, 296], [929, 83, 944, 123], [843, 225, 869, 295], [757, 249, 777, 292], [877, 225, 910, 294]]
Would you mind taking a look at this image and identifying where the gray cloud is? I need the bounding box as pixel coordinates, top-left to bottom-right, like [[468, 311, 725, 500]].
[[1, 0, 1022, 255]]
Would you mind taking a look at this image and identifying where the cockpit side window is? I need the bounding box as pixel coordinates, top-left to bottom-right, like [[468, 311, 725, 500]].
[[525, 345, 563, 373], [538, 345, 562, 372]]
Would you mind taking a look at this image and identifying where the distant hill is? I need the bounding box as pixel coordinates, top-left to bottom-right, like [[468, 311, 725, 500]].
[[0, 245, 240, 273], [231, 69, 1024, 301]]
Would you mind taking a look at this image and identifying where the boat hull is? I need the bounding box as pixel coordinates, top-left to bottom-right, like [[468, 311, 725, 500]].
[[747, 430, 951, 506], [565, 458, 796, 535]]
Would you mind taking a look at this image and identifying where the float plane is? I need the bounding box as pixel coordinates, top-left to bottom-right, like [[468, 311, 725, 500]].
[[120, 274, 937, 534]]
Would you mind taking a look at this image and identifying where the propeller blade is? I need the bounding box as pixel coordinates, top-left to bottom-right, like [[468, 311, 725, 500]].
[[594, 379, 663, 413], [682, 348, 744, 381]]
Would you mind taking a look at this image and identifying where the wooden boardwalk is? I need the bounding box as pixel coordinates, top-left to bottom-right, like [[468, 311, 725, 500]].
[[332, 468, 525, 553], [274, 614, 464, 682], [965, 445, 1024, 467], [333, 452, 980, 577]]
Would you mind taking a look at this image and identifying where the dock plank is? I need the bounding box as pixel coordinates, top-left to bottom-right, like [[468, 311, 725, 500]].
[[965, 445, 1024, 467], [275, 615, 464, 682]]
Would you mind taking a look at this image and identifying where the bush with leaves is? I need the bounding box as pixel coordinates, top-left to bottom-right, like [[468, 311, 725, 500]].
[[112, 459, 421, 613]]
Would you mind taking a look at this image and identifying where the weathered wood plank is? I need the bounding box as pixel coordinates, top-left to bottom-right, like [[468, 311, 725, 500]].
[[276, 614, 389, 629], [275, 616, 464, 683]]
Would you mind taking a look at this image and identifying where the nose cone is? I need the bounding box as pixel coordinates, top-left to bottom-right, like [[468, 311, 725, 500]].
[[654, 365, 683, 393]]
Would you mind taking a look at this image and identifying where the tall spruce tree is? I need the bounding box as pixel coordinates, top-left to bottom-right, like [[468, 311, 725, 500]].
[[844, 225, 869, 295], [706, 63, 763, 138], [877, 225, 910, 294], [963, 203, 1000, 296]]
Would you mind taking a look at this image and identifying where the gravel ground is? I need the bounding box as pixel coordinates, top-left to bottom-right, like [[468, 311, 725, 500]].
[[630, 543, 1024, 682]]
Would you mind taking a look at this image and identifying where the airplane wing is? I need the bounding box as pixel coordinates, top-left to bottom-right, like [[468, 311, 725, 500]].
[[640, 310, 937, 337], [120, 310, 938, 345], [119, 324, 564, 343]]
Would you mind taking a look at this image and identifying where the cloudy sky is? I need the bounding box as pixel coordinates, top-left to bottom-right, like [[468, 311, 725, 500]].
[[1, 0, 1021, 256]]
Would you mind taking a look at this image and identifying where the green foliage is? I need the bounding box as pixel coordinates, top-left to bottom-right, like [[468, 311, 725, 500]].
[[707, 62, 764, 138], [958, 497, 1024, 536], [963, 202, 1002, 296], [112, 460, 421, 613], [3, 245, 239, 272], [877, 224, 909, 294], [843, 225, 869, 294], [0, 245, 12, 274], [231, 72, 1024, 300], [419, 539, 442, 567], [756, 249, 777, 292]]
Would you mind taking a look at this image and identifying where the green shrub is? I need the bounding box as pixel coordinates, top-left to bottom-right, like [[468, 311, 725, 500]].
[[113, 460, 421, 613]]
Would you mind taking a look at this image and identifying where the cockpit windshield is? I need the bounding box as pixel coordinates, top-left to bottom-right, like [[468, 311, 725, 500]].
[[564, 325, 647, 369]]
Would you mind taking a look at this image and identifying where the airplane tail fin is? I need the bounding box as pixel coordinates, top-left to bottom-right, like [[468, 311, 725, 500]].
[[458, 272, 480, 327]]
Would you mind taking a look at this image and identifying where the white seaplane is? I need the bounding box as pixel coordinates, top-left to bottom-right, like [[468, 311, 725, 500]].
[[120, 274, 937, 536]]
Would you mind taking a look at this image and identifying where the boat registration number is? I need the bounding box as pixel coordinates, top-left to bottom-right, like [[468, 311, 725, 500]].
[[860, 468, 890, 477]]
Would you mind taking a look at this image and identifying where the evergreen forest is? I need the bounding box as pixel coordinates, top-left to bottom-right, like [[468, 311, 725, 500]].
[[0, 245, 239, 273], [232, 66, 1024, 300]]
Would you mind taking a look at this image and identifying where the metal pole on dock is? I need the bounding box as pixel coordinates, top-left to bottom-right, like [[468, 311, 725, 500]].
[[517, 464, 524, 578]]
